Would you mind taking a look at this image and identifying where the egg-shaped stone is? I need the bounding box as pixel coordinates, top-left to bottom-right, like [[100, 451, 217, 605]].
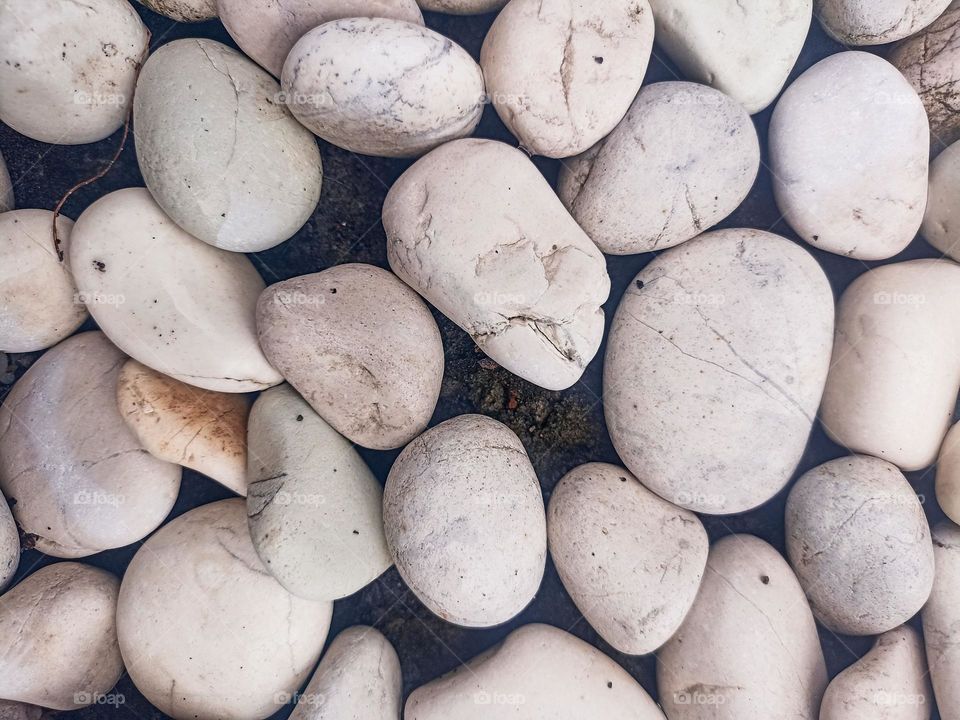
[[816, 0, 952, 45], [0, 491, 17, 592], [921, 520, 960, 719], [921, 140, 960, 260], [937, 421, 960, 524]]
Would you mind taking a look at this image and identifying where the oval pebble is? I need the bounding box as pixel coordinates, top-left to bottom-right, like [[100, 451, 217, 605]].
[[257, 264, 443, 450], [937, 421, 960, 524], [70, 187, 282, 393], [816, 0, 952, 45], [0, 332, 181, 558], [921, 139, 960, 260], [136, 0, 217, 21], [922, 520, 960, 719], [282, 18, 484, 157], [0, 490, 17, 592]]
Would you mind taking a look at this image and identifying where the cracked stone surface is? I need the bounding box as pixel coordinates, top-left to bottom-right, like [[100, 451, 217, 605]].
[[116, 359, 251, 496], [220, 0, 423, 77], [922, 140, 960, 259], [558, 81, 760, 254], [816, 0, 952, 45], [647, 0, 811, 114], [936, 421, 960, 524], [281, 18, 484, 157], [0, 331, 181, 558], [135, 0, 216, 22], [820, 625, 931, 720], [659, 535, 828, 719], [0, 562, 123, 711], [246, 385, 392, 602], [785, 455, 935, 636], [820, 259, 960, 471], [116, 499, 333, 720], [384, 138, 610, 391], [922, 521, 960, 720], [547, 462, 708, 655], [257, 264, 443, 450], [770, 51, 929, 260], [383, 414, 546, 627], [70, 188, 283, 393], [0, 210, 87, 353], [134, 38, 323, 252], [479, 0, 653, 158], [290, 626, 402, 720], [604, 229, 834, 515], [0, 0, 149, 144], [406, 623, 665, 719]]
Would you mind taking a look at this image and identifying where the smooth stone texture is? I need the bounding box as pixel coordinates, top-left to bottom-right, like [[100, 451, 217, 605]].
[[922, 520, 960, 719], [820, 259, 960, 471], [0, 332, 181, 558], [0, 563, 123, 711], [0, 0, 148, 144], [135, 39, 322, 253], [658, 535, 828, 719], [283, 19, 484, 157], [937, 421, 960, 524], [604, 229, 833, 514], [770, 51, 929, 260], [117, 359, 250, 496], [0, 210, 87, 353], [921, 140, 960, 259], [785, 455, 934, 635], [647, 0, 811, 114], [417, 0, 507, 12], [558, 82, 759, 254], [890, 1, 960, 154], [816, 0, 952, 44], [257, 264, 443, 450], [820, 626, 931, 720], [117, 499, 333, 720], [383, 414, 546, 627], [290, 626, 401, 720], [479, 0, 654, 158], [405, 624, 666, 719], [385, 138, 610, 391], [0, 491, 17, 592], [136, 0, 217, 21], [246, 385, 392, 601], [70, 188, 282, 393], [0, 152, 12, 212], [0, 701, 42, 720], [547, 462, 708, 655], [220, 0, 424, 77]]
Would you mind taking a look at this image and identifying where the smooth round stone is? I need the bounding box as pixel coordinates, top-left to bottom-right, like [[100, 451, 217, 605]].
[[136, 0, 217, 21], [479, 0, 654, 158], [0, 491, 17, 592], [820, 626, 931, 720], [417, 0, 507, 12], [70, 188, 283, 393], [135, 39, 322, 253], [937, 421, 960, 524], [816, 0, 952, 44], [922, 140, 960, 259], [282, 18, 484, 157], [383, 414, 546, 627], [786, 455, 934, 635], [558, 82, 759, 254], [0, 0, 148, 144], [117, 359, 251, 496], [246, 385, 392, 601], [647, 0, 811, 114], [0, 563, 123, 711], [820, 259, 960, 470], [290, 627, 401, 720], [257, 264, 443, 450], [117, 499, 333, 720], [770, 51, 929, 260], [0, 332, 181, 558], [220, 0, 424, 77], [604, 229, 833, 515], [0, 210, 87, 353], [0, 152, 13, 212], [658, 535, 828, 719], [548, 463, 708, 655], [923, 520, 960, 719], [384, 139, 610, 391]]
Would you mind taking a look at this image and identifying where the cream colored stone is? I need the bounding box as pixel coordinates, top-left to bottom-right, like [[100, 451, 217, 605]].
[[921, 140, 960, 259], [136, 0, 216, 21], [921, 520, 960, 719], [816, 0, 952, 45]]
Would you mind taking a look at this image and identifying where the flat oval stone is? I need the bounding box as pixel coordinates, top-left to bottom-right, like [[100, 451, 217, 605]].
[[816, 0, 952, 45], [770, 51, 929, 260], [257, 264, 443, 450], [246, 385, 392, 601], [117, 499, 333, 720], [604, 229, 833, 514], [548, 462, 708, 654], [923, 520, 960, 719], [0, 491, 17, 592], [0, 210, 87, 353], [70, 188, 282, 393], [922, 140, 960, 260], [0, 332, 181, 558], [117, 359, 250, 496], [558, 82, 759, 254]]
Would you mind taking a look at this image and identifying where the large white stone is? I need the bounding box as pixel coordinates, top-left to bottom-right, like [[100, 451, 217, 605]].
[[816, 0, 952, 45], [921, 520, 960, 719]]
